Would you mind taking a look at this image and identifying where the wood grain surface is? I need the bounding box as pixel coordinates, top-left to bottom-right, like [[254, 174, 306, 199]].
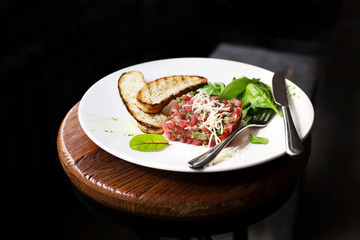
[[57, 102, 311, 220]]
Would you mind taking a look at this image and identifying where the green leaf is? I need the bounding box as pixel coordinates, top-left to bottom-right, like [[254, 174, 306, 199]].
[[214, 82, 225, 93], [239, 82, 282, 117], [250, 134, 269, 145], [219, 77, 260, 100], [198, 82, 225, 96], [239, 101, 251, 119], [129, 134, 169, 151]]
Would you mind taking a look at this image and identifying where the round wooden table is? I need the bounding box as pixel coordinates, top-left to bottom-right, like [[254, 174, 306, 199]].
[[57, 102, 311, 223]]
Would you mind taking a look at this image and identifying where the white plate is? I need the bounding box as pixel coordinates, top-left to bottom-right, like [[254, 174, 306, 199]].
[[78, 58, 314, 172]]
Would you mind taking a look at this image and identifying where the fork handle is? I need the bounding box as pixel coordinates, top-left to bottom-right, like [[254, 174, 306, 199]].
[[188, 125, 250, 169], [282, 105, 304, 157]]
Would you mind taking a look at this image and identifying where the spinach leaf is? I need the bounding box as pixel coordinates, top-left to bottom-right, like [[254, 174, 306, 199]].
[[198, 82, 225, 96], [250, 134, 269, 145], [238, 101, 252, 119], [214, 82, 225, 93], [239, 82, 282, 117], [219, 77, 260, 100], [129, 134, 169, 151]]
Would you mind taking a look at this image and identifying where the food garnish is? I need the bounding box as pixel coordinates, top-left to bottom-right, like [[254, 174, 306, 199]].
[[129, 134, 169, 151], [249, 134, 269, 145]]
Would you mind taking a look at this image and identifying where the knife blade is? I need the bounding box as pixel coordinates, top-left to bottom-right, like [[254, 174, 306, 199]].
[[272, 71, 289, 106], [272, 71, 304, 157]]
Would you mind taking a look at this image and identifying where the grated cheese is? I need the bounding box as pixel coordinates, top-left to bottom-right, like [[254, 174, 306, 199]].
[[183, 91, 231, 147]]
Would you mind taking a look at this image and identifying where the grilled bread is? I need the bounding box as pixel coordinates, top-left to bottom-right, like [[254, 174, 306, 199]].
[[136, 75, 207, 113], [118, 71, 165, 134]]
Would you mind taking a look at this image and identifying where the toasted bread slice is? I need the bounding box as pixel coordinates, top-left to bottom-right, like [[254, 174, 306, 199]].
[[118, 71, 165, 134], [136, 75, 207, 113]]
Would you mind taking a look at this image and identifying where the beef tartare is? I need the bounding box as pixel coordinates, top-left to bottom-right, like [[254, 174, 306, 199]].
[[162, 91, 242, 147]]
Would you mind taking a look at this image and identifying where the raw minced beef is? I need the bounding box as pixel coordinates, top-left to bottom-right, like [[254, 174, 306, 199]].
[[162, 92, 242, 147]]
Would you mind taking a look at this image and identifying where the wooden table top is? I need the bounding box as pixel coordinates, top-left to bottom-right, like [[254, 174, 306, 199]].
[[57, 102, 311, 220]]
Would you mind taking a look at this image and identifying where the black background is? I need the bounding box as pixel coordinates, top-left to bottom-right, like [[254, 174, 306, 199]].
[[2, 0, 360, 239]]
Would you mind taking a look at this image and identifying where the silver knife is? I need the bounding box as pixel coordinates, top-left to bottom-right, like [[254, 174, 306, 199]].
[[272, 71, 304, 157]]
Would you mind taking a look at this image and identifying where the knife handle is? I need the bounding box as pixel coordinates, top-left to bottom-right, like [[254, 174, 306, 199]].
[[281, 105, 304, 157]]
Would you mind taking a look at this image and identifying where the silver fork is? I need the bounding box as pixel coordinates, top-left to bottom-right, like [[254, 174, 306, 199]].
[[188, 108, 276, 169]]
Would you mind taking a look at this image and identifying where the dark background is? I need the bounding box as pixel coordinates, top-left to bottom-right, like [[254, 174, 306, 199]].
[[2, 0, 360, 239]]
